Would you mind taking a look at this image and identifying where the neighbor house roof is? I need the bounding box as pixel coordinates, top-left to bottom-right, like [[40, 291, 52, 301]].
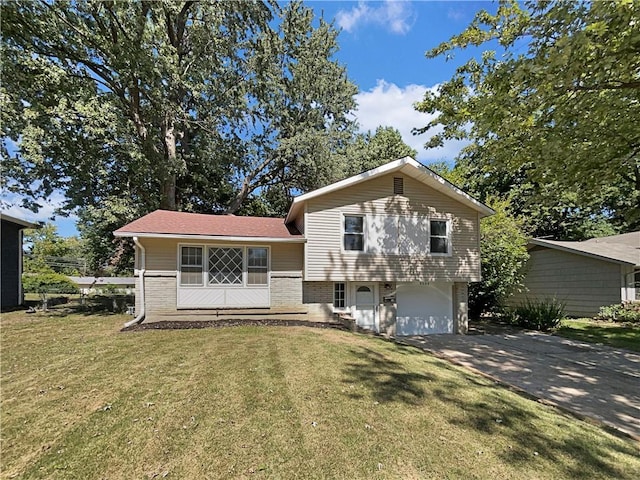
[[529, 231, 640, 266], [68, 276, 136, 287], [114, 210, 304, 242], [0, 212, 40, 229], [285, 156, 495, 224]]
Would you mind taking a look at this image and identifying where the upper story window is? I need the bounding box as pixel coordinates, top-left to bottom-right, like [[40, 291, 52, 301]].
[[344, 215, 364, 251], [430, 220, 449, 254]]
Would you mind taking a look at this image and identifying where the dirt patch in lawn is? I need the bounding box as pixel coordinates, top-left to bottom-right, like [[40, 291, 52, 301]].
[[121, 319, 348, 332]]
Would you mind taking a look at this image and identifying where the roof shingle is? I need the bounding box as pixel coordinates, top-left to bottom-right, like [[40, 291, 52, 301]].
[[114, 210, 301, 239]]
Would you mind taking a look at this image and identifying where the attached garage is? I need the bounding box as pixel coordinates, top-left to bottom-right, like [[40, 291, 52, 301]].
[[396, 283, 453, 335]]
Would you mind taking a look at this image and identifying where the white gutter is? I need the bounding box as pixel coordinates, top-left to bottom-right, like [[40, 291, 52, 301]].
[[124, 237, 146, 328], [113, 232, 306, 243]]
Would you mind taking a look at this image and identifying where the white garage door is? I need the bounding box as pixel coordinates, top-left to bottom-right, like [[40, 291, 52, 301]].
[[396, 283, 453, 335]]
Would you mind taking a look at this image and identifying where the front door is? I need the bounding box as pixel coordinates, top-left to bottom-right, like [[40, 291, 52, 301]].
[[353, 283, 376, 331]]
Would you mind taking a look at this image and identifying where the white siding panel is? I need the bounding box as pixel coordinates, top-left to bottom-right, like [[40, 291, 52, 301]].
[[305, 173, 480, 282], [177, 287, 269, 308], [367, 215, 398, 254], [177, 288, 225, 308], [226, 288, 269, 307]]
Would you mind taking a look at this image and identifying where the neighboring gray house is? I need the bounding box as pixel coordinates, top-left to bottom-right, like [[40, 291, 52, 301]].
[[114, 157, 494, 334], [509, 232, 640, 317], [1, 213, 39, 310]]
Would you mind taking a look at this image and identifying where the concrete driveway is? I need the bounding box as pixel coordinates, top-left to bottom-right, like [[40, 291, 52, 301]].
[[400, 329, 640, 440]]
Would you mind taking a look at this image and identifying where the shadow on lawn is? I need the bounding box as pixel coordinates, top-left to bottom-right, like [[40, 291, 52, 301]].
[[344, 343, 639, 479], [342, 347, 434, 405], [556, 324, 640, 352]]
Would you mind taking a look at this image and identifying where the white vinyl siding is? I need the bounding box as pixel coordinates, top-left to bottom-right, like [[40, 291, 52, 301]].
[[367, 215, 448, 255], [304, 173, 480, 282]]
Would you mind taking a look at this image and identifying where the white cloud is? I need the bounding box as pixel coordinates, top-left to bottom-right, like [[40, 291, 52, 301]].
[[352, 80, 469, 163], [1, 191, 77, 225], [336, 1, 415, 35]]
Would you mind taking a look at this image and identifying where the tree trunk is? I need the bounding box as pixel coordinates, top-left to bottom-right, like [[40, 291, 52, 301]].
[[160, 116, 179, 210], [160, 175, 177, 210], [225, 179, 251, 214]]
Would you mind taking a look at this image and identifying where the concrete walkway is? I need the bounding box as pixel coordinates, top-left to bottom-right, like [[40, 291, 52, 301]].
[[400, 330, 640, 440]]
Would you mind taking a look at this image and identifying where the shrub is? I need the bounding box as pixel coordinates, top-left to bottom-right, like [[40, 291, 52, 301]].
[[596, 303, 640, 323], [22, 272, 79, 310], [505, 298, 565, 331]]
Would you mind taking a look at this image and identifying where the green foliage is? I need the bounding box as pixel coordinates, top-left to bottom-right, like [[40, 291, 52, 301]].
[[22, 272, 79, 309], [23, 224, 86, 274], [505, 298, 566, 331], [22, 272, 78, 295], [469, 197, 529, 317], [416, 0, 640, 235], [596, 303, 640, 324], [2, 0, 358, 270]]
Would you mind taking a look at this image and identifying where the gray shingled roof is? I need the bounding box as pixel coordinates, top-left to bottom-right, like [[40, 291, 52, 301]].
[[529, 231, 640, 266]]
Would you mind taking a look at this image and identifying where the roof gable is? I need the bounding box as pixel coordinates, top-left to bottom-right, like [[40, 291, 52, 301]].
[[285, 157, 494, 224]]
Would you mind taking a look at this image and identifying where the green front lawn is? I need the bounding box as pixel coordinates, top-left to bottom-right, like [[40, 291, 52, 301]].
[[1, 309, 639, 479], [556, 319, 640, 352]]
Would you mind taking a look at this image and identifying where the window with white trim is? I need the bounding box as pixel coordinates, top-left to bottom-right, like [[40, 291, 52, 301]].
[[334, 282, 346, 308], [344, 215, 364, 251], [208, 247, 243, 285], [247, 247, 268, 285], [180, 246, 204, 286], [429, 220, 449, 254]]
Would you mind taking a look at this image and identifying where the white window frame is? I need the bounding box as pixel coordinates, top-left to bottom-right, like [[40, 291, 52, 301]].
[[207, 246, 245, 287], [179, 245, 205, 286], [333, 282, 347, 310], [177, 244, 271, 288], [342, 214, 366, 253], [429, 219, 452, 256], [247, 246, 269, 286]]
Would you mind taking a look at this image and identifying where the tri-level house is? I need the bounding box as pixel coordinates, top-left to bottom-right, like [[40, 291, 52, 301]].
[[115, 157, 494, 335]]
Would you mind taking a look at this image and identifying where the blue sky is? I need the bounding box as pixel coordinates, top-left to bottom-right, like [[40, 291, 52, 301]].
[[3, 1, 496, 237]]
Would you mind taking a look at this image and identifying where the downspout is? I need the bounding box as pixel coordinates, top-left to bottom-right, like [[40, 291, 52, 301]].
[[124, 236, 146, 327]]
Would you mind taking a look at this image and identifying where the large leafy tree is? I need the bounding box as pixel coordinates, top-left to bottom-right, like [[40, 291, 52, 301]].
[[416, 0, 640, 235], [2, 0, 357, 269]]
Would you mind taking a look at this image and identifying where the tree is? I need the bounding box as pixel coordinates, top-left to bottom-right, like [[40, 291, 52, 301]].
[[2, 1, 357, 270], [415, 0, 640, 234], [471, 197, 529, 317], [22, 272, 79, 310], [429, 163, 529, 317], [23, 224, 86, 275], [337, 126, 417, 178], [236, 126, 416, 218]]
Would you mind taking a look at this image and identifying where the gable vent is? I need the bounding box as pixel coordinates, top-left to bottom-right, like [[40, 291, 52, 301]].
[[393, 177, 404, 195]]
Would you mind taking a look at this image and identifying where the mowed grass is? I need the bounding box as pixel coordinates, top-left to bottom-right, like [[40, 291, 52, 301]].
[[556, 318, 640, 352], [1, 311, 639, 479]]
